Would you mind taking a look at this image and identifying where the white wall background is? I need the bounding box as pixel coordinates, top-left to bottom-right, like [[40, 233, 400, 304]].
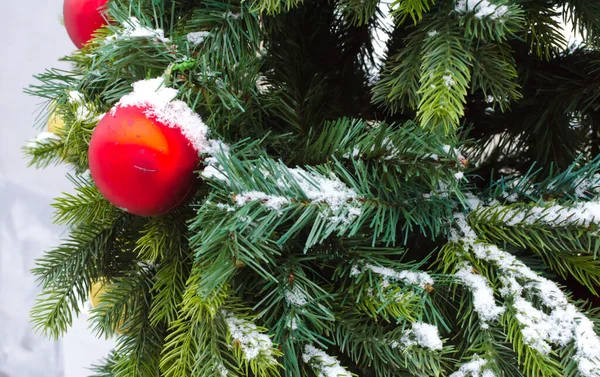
[[0, 1, 113, 376]]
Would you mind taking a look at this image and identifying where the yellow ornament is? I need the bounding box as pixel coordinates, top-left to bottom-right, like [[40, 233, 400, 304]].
[[47, 106, 65, 134], [90, 280, 128, 335]]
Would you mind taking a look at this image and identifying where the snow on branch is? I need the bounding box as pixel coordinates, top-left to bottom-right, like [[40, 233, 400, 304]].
[[187, 31, 211, 46], [452, 214, 600, 377], [231, 167, 363, 224], [223, 311, 277, 363], [450, 355, 495, 377], [350, 262, 434, 289], [68, 91, 103, 122], [106, 17, 170, 43], [285, 286, 308, 307], [396, 322, 444, 351], [27, 132, 61, 148], [302, 345, 352, 377], [455, 0, 509, 19], [573, 174, 600, 198], [454, 263, 504, 328], [476, 201, 600, 228]]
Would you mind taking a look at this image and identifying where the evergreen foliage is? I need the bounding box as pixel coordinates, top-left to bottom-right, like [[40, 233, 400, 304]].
[[24, 0, 600, 376]]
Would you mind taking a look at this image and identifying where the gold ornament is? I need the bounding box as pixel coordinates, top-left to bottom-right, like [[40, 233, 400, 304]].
[[90, 280, 127, 334], [47, 105, 65, 134]]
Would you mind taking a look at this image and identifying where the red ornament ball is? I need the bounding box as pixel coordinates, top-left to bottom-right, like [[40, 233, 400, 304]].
[[88, 105, 201, 216], [63, 0, 109, 48]]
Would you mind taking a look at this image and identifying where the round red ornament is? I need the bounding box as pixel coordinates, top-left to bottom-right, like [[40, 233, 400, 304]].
[[88, 105, 201, 216], [64, 0, 109, 48]]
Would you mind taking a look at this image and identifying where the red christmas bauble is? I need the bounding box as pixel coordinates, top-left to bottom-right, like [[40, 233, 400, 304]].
[[63, 0, 109, 48], [88, 105, 201, 216]]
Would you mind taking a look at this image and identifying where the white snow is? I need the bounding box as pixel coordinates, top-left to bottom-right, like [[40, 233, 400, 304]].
[[455, 264, 505, 327], [480, 201, 600, 228], [455, 172, 465, 180], [574, 174, 600, 198], [27, 132, 61, 148], [455, 0, 509, 19], [287, 168, 359, 214], [115, 77, 222, 153], [187, 31, 211, 46], [235, 191, 289, 212], [225, 11, 242, 19], [443, 74, 456, 87], [233, 167, 362, 224], [450, 356, 494, 377], [223, 312, 275, 362], [202, 165, 229, 183], [464, 193, 482, 211], [302, 345, 352, 377], [360, 263, 434, 289], [428, 30, 439, 37], [106, 17, 169, 43], [68, 90, 101, 122], [285, 286, 308, 307], [425, 153, 439, 161], [342, 147, 361, 159], [215, 362, 228, 377], [400, 322, 444, 351], [216, 203, 235, 212], [451, 213, 600, 376]]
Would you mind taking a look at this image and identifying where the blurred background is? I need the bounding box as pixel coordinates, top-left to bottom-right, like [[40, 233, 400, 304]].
[[0, 1, 113, 376]]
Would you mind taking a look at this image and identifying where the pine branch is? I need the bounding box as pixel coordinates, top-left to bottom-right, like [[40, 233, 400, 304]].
[[110, 270, 165, 377], [30, 217, 126, 339], [338, 0, 379, 27], [455, 1, 524, 43], [417, 21, 473, 133], [390, 0, 435, 24], [149, 239, 191, 326], [333, 312, 453, 377], [250, 0, 304, 15], [53, 174, 120, 226], [471, 43, 522, 112], [372, 26, 424, 113], [470, 202, 600, 294], [160, 267, 230, 377]]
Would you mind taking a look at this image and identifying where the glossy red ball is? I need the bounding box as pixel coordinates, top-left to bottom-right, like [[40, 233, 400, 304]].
[[88, 105, 201, 216], [63, 0, 109, 48]]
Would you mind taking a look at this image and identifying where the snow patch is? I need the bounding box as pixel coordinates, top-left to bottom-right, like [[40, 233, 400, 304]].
[[235, 191, 289, 212], [443, 74, 455, 87], [455, 263, 505, 327], [115, 77, 222, 153], [285, 286, 308, 307], [69, 90, 101, 122], [452, 213, 600, 376], [233, 167, 362, 224], [106, 17, 169, 43], [480, 201, 600, 228], [302, 345, 352, 377], [456, 0, 509, 19], [450, 356, 494, 377], [224, 312, 275, 362], [187, 31, 211, 46], [27, 132, 61, 148], [400, 322, 443, 351], [352, 263, 434, 289]]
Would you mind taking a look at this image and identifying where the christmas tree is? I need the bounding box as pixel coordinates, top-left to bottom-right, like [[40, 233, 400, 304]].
[[25, 0, 600, 376]]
